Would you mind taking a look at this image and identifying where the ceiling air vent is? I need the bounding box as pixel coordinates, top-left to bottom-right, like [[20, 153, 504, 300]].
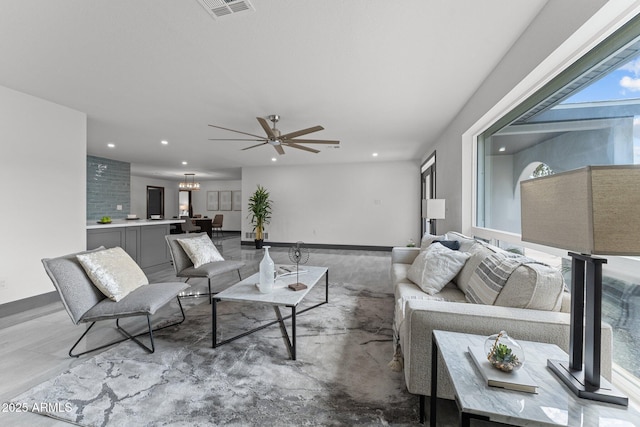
[[196, 0, 255, 19]]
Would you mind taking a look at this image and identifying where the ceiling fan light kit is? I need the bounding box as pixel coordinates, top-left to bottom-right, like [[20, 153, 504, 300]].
[[208, 114, 340, 155]]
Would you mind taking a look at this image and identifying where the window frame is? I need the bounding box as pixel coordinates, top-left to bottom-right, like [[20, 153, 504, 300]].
[[463, 4, 640, 403], [463, 4, 640, 246]]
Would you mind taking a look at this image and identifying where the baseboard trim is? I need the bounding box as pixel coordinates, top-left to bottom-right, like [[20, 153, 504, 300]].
[[240, 240, 392, 252], [0, 291, 60, 318]]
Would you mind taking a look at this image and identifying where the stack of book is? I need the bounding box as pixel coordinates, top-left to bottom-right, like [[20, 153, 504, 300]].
[[276, 265, 307, 277], [468, 346, 538, 393]]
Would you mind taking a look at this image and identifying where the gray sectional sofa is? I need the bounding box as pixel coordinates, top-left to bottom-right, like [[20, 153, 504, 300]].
[[390, 231, 613, 399]]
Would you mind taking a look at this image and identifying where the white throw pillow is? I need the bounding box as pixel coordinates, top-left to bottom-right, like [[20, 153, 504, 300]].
[[177, 234, 224, 268], [419, 233, 446, 252], [76, 247, 149, 302], [407, 243, 471, 295]]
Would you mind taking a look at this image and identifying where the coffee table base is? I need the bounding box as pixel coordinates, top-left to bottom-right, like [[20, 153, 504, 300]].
[[212, 274, 329, 360]]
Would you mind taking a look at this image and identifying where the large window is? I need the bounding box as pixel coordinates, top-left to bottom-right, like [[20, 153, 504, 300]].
[[476, 14, 640, 400]]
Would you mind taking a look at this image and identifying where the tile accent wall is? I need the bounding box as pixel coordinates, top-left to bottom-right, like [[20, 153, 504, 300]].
[[87, 155, 130, 221]]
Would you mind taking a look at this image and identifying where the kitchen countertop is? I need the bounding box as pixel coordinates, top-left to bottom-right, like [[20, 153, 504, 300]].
[[86, 218, 184, 229]]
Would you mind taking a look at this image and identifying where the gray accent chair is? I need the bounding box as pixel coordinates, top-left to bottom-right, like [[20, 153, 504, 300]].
[[42, 247, 189, 357], [165, 233, 244, 303]]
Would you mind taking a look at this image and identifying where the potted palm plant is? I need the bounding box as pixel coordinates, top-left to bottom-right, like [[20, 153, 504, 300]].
[[247, 185, 272, 249]]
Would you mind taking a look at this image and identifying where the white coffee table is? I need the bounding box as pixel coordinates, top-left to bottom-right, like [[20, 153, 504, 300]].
[[212, 266, 329, 360], [429, 330, 640, 426]]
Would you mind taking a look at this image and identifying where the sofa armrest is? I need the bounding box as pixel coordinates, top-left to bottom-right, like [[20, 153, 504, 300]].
[[401, 300, 612, 398], [391, 247, 420, 265]]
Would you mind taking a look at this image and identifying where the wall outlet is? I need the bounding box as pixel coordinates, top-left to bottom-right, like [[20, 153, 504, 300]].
[[116, 205, 122, 210]]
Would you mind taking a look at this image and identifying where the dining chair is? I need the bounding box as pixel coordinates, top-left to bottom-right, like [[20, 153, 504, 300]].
[[180, 216, 201, 233], [212, 214, 223, 237]]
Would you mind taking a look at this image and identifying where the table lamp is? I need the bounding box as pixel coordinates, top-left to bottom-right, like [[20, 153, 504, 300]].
[[422, 199, 445, 235], [520, 165, 640, 406]]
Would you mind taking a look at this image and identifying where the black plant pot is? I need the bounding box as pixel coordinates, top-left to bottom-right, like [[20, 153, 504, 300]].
[[255, 239, 264, 249]]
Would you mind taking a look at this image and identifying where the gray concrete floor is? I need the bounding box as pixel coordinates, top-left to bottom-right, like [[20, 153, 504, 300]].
[[0, 236, 464, 426]]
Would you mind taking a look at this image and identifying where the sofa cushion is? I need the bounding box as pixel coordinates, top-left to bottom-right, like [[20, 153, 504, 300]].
[[494, 263, 564, 311], [391, 262, 411, 289], [465, 252, 533, 305], [420, 233, 446, 251], [394, 280, 467, 336], [407, 243, 471, 295], [445, 231, 479, 252], [455, 242, 497, 294], [464, 251, 565, 312], [434, 240, 461, 250]]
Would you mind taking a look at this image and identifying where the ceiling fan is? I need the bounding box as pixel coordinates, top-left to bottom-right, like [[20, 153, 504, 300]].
[[208, 115, 340, 155]]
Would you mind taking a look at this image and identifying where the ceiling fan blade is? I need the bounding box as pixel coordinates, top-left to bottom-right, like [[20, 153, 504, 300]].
[[241, 142, 269, 151], [285, 143, 320, 154], [208, 124, 265, 139], [287, 139, 340, 145], [274, 144, 285, 155], [280, 125, 324, 140], [257, 117, 277, 139], [208, 138, 265, 141]]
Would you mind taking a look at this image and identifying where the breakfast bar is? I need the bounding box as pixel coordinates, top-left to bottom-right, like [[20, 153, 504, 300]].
[[87, 218, 184, 269]]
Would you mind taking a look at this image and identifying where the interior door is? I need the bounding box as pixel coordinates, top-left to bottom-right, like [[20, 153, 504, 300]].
[[421, 153, 436, 235], [146, 186, 164, 219]]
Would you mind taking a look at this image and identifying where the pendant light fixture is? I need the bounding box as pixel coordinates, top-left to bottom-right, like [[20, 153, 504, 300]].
[[179, 173, 200, 191]]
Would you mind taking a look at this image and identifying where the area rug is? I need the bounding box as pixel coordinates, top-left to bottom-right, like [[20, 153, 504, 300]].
[[12, 281, 417, 426]]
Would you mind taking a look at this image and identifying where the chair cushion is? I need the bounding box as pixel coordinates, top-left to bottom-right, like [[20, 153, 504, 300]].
[[80, 282, 189, 322], [76, 247, 149, 302], [177, 234, 224, 268], [407, 243, 470, 295], [178, 259, 245, 278]]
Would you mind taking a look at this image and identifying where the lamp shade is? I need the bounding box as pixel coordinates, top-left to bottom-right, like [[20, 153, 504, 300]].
[[422, 199, 446, 219], [520, 165, 640, 255]]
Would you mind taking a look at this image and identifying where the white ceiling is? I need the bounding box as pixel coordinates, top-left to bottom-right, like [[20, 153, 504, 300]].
[[0, 0, 548, 181]]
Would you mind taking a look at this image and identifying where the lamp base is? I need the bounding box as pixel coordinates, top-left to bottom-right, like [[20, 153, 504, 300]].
[[547, 359, 628, 406]]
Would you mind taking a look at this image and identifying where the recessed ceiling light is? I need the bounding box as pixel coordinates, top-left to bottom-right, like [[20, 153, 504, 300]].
[[161, 140, 168, 145], [372, 152, 379, 157], [271, 157, 277, 162], [182, 161, 188, 165], [499, 147, 506, 152], [107, 143, 115, 148]]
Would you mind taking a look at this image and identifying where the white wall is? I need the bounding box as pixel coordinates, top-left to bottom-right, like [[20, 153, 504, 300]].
[[422, 0, 612, 235], [242, 161, 420, 247], [191, 180, 242, 231], [130, 177, 242, 230], [131, 175, 180, 219], [0, 85, 86, 305]]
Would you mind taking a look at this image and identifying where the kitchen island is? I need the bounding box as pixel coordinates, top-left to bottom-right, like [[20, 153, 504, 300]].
[[87, 218, 184, 269]]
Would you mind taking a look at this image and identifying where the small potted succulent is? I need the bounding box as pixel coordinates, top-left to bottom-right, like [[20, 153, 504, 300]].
[[247, 185, 272, 249], [485, 331, 524, 372]]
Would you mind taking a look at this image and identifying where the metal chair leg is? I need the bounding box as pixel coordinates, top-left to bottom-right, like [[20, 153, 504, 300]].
[[68, 297, 186, 358]]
